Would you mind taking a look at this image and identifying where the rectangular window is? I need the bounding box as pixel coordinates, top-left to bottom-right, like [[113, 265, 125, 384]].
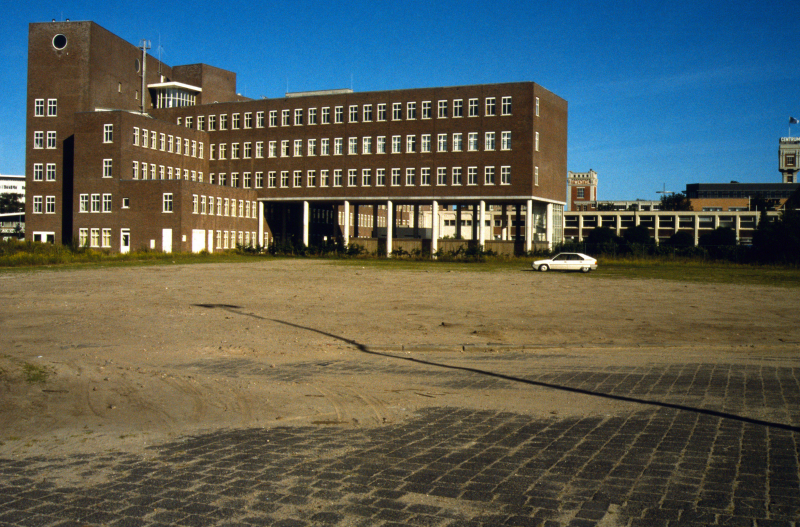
[[281, 140, 289, 157], [321, 138, 330, 155], [294, 108, 303, 125], [243, 172, 252, 188], [33, 163, 43, 181], [90, 228, 99, 247], [334, 138, 343, 155], [159, 133, 165, 151], [307, 170, 316, 187], [348, 169, 357, 187], [322, 107, 330, 124], [268, 171, 277, 188], [269, 110, 277, 127], [219, 143, 227, 159], [362, 169, 371, 186], [35, 99, 44, 116], [485, 166, 495, 185], [468, 167, 477, 185], [208, 115, 217, 130], [33, 196, 42, 213], [306, 138, 316, 156], [231, 173, 240, 188], [468, 132, 478, 151], [47, 131, 56, 149], [79, 194, 88, 212], [103, 193, 112, 212], [406, 168, 415, 186], [345, 137, 356, 155], [392, 136, 401, 153], [256, 141, 264, 158], [46, 163, 56, 181], [91, 194, 101, 212], [231, 143, 240, 159], [244, 142, 252, 158], [453, 99, 463, 117], [438, 100, 447, 118], [198, 116, 205, 131], [200, 196, 207, 214], [280, 171, 289, 188], [406, 135, 416, 153], [101, 229, 111, 248], [294, 139, 303, 157], [294, 170, 302, 187], [308, 108, 317, 125], [501, 96, 512, 115], [422, 101, 431, 119], [501, 166, 511, 185], [34, 131, 43, 149], [255, 171, 264, 188], [335, 106, 344, 123], [485, 97, 496, 116], [376, 168, 386, 186], [133, 127, 139, 146], [256, 111, 264, 128], [47, 99, 57, 116], [281, 109, 290, 126], [391, 168, 401, 186], [334, 169, 343, 187], [534, 166, 539, 186], [220, 114, 228, 130], [224, 199, 230, 216], [186, 116, 194, 129], [132, 161, 139, 179], [151, 165, 157, 180], [421, 167, 430, 186], [320, 170, 329, 187], [407, 102, 417, 120], [269, 141, 277, 157], [349, 105, 358, 122], [485, 132, 495, 151], [363, 136, 372, 154], [79, 228, 88, 246], [377, 136, 386, 154], [377, 103, 387, 121], [438, 134, 447, 152], [535, 132, 540, 151], [218, 173, 227, 186], [437, 167, 447, 186], [501, 131, 511, 150], [392, 102, 402, 120], [421, 134, 431, 153], [535, 97, 540, 117], [363, 104, 373, 122], [469, 98, 479, 117], [103, 159, 113, 178], [159, 165, 165, 180], [244, 112, 252, 128]]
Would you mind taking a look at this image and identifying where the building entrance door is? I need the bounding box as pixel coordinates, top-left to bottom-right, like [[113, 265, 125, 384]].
[[120, 229, 130, 254], [162, 229, 172, 253]]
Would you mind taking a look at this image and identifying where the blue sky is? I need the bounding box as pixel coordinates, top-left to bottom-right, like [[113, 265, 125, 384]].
[[1, 0, 797, 200]]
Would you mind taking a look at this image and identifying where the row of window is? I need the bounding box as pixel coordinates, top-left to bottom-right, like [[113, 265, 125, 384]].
[[79, 194, 114, 213], [188, 194, 259, 219], [209, 131, 523, 160], [33, 99, 58, 117], [180, 96, 531, 132], [31, 196, 56, 214], [132, 162, 205, 182], [132, 127, 204, 158], [78, 228, 112, 248], [32, 131, 57, 149], [32, 163, 57, 182]]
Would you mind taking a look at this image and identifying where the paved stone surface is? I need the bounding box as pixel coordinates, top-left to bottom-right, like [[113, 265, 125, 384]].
[[2, 356, 799, 527]]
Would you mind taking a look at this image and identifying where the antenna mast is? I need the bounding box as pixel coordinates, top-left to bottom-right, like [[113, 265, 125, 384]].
[[139, 39, 151, 114]]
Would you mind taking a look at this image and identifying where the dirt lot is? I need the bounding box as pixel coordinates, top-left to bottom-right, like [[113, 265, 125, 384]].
[[1, 260, 798, 458]]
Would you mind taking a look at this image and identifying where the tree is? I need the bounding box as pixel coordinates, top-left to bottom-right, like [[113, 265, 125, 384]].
[[585, 226, 619, 246], [699, 227, 736, 247], [660, 192, 693, 211], [0, 193, 24, 214], [664, 230, 695, 247], [622, 224, 654, 245]]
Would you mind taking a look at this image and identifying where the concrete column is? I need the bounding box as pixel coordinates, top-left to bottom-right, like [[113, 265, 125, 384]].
[[386, 200, 393, 256], [515, 204, 522, 241], [714, 214, 720, 230], [674, 214, 679, 234], [456, 205, 463, 239], [694, 215, 700, 246], [343, 201, 350, 247], [372, 204, 379, 238], [302, 201, 310, 247], [616, 214, 622, 237], [735, 213, 741, 243], [527, 200, 535, 253], [654, 215, 660, 245], [578, 214, 584, 242], [635, 212, 640, 226], [257, 200, 264, 248], [413, 204, 420, 238], [501, 204, 508, 240], [471, 203, 478, 240], [353, 204, 360, 239], [478, 200, 486, 249], [431, 200, 439, 258]]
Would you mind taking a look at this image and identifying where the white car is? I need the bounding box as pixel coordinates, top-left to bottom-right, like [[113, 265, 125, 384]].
[[532, 252, 598, 273]]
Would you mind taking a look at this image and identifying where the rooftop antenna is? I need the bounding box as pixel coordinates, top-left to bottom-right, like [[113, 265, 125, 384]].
[[656, 183, 674, 197], [157, 33, 163, 77]]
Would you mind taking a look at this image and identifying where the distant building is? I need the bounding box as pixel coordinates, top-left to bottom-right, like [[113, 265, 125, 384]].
[[0, 175, 25, 240], [780, 137, 799, 183], [567, 170, 597, 210]]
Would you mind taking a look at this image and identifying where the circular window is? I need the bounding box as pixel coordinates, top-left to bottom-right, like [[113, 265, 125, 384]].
[[52, 34, 67, 50]]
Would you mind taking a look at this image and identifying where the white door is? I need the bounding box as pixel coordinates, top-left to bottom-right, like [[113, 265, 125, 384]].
[[207, 230, 214, 252], [120, 229, 130, 254], [191, 229, 206, 253], [162, 229, 172, 253]]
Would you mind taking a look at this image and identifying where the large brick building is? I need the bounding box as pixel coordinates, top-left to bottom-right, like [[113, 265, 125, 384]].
[[25, 20, 568, 254]]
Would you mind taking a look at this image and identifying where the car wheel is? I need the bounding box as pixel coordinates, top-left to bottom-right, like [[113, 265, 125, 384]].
[[539, 264, 549, 272], [580, 266, 591, 273]]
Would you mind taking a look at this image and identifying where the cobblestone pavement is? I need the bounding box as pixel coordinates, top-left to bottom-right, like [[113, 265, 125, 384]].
[[2, 353, 799, 527]]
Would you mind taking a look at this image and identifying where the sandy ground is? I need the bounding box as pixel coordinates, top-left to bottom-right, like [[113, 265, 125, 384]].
[[1, 259, 798, 458]]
